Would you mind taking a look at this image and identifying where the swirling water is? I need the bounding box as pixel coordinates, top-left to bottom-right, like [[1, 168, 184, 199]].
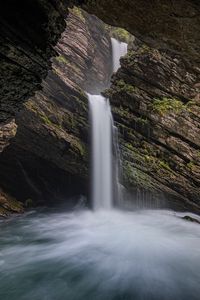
[[0, 207, 200, 300]]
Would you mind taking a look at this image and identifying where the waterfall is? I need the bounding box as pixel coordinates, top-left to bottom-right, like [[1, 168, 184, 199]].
[[111, 37, 128, 72], [88, 94, 113, 210], [88, 38, 128, 210]]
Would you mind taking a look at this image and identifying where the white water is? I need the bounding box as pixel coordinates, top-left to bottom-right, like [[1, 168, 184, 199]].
[[111, 37, 128, 72], [88, 94, 113, 210], [88, 38, 128, 210], [1, 208, 200, 300]]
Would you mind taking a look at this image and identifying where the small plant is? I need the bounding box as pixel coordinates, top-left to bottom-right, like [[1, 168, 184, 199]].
[[111, 27, 132, 43], [151, 97, 185, 115], [55, 55, 69, 64], [159, 161, 172, 172], [137, 116, 148, 125], [70, 7, 85, 22], [187, 161, 195, 170], [116, 79, 137, 94]]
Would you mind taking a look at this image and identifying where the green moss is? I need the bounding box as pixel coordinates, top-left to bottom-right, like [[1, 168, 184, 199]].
[[40, 114, 52, 126], [123, 161, 155, 190], [136, 116, 148, 125], [125, 143, 135, 151], [143, 155, 173, 173], [187, 161, 195, 170], [55, 55, 69, 64], [111, 27, 131, 43], [125, 50, 136, 65], [159, 161, 172, 172], [71, 7, 85, 22], [52, 67, 59, 76], [76, 143, 86, 157], [124, 45, 151, 65], [55, 55, 81, 74], [151, 97, 185, 115], [115, 79, 138, 94], [140, 44, 151, 53]]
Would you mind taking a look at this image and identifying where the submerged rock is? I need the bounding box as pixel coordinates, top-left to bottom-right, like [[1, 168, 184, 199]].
[[182, 215, 200, 224]]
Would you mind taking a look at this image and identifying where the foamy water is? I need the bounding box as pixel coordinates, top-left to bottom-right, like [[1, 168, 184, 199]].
[[0, 208, 200, 300]]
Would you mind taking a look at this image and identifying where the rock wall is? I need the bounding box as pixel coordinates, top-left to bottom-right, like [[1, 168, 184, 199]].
[[105, 41, 200, 211], [0, 8, 112, 209], [0, 0, 200, 214], [0, 0, 76, 152], [82, 0, 200, 65]]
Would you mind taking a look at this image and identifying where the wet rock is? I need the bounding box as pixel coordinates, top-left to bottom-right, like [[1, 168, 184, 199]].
[[83, 0, 200, 66], [0, 0, 72, 150], [106, 43, 200, 211], [0, 9, 112, 204], [0, 119, 17, 152], [182, 215, 200, 224], [0, 188, 24, 217]]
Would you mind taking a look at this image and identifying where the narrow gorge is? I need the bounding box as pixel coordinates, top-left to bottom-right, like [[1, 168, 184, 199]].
[[0, 1, 200, 299]]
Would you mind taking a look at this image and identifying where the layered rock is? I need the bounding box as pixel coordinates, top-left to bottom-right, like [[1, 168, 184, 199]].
[[1, 0, 200, 152], [106, 42, 200, 211], [0, 0, 200, 214], [0, 0, 74, 151], [0, 189, 23, 217], [83, 0, 200, 65], [0, 9, 112, 208]]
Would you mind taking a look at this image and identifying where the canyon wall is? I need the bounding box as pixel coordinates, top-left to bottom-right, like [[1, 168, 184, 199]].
[[106, 41, 200, 211], [0, 8, 112, 214], [0, 1, 200, 215]]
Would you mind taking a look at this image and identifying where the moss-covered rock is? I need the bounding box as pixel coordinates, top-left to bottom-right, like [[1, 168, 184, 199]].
[[0, 8, 112, 205], [108, 42, 200, 212], [83, 0, 200, 66]]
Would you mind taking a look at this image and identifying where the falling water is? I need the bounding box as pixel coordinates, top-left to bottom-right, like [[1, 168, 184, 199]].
[[88, 38, 127, 210], [88, 94, 113, 210], [1, 34, 199, 300], [111, 37, 128, 72], [111, 37, 128, 205]]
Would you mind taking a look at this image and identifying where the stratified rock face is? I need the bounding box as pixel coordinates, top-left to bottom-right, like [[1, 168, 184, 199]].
[[0, 0, 73, 151], [0, 189, 24, 217], [0, 9, 112, 204], [106, 42, 200, 211], [55, 8, 112, 94], [83, 0, 200, 65], [0, 120, 17, 152]]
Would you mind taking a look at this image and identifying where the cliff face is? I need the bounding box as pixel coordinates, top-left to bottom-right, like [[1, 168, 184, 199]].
[[0, 0, 76, 152], [105, 42, 200, 211], [0, 9, 112, 208], [83, 0, 200, 65], [0, 1, 200, 214]]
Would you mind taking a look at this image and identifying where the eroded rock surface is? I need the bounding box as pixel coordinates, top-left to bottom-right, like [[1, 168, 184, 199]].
[[106, 42, 200, 211], [83, 0, 200, 65], [0, 0, 74, 151], [0, 9, 112, 204], [0, 188, 23, 217]]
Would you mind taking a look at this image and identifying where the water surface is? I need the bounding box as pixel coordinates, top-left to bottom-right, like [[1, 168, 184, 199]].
[[0, 208, 200, 300]]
